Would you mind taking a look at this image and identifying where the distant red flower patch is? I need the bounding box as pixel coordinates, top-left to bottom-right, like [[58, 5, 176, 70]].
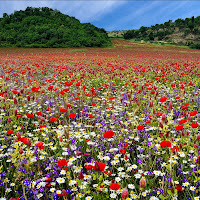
[[7, 130, 14, 135], [160, 97, 167, 103], [69, 113, 76, 119], [60, 108, 67, 113], [160, 140, 171, 148], [178, 119, 187, 124], [36, 111, 42, 116], [119, 149, 126, 154], [36, 142, 44, 150], [103, 130, 115, 138], [190, 110, 198, 116], [50, 117, 57, 122], [191, 123, 198, 128], [26, 114, 34, 119], [19, 137, 28, 144], [137, 125, 144, 131], [175, 125, 184, 131]]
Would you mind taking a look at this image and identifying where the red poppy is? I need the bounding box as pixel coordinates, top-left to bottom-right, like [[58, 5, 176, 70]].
[[160, 140, 171, 148], [36, 142, 44, 150], [12, 90, 19, 94], [160, 97, 167, 103], [123, 143, 129, 148], [172, 146, 179, 153], [19, 137, 28, 144], [36, 111, 42, 116], [104, 170, 112, 175], [175, 125, 184, 131], [103, 130, 115, 138], [60, 108, 67, 113], [50, 117, 57, 122], [39, 125, 46, 129], [84, 164, 93, 170], [67, 104, 71, 108], [26, 114, 34, 119], [137, 125, 144, 131], [179, 119, 187, 124], [176, 185, 184, 191], [182, 106, 188, 110], [190, 110, 198, 116], [110, 183, 120, 191], [92, 103, 96, 106], [93, 161, 106, 172], [7, 130, 14, 135], [109, 97, 115, 100], [88, 114, 93, 118], [57, 159, 69, 167], [191, 123, 198, 128], [119, 149, 126, 154], [69, 113, 76, 119]]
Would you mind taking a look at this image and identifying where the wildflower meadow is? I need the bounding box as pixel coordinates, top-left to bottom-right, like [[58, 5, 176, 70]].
[[0, 40, 199, 200]]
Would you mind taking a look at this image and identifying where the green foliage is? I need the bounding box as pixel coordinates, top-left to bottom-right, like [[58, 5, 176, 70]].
[[123, 15, 200, 49], [0, 7, 112, 48]]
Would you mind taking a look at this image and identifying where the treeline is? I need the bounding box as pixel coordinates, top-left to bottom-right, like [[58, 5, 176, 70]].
[[123, 16, 200, 49], [0, 7, 112, 48]]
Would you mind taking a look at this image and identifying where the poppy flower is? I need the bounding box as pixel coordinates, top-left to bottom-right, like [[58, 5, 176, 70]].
[[110, 183, 120, 191], [36, 111, 42, 116], [160, 97, 167, 103], [137, 125, 144, 131], [172, 146, 179, 153], [103, 130, 115, 138], [7, 130, 14, 135], [84, 164, 93, 170], [26, 114, 34, 119], [104, 170, 112, 175], [12, 90, 19, 94], [36, 142, 44, 150], [88, 114, 93, 118], [190, 110, 198, 116], [182, 106, 188, 110], [160, 140, 171, 148], [50, 117, 57, 122], [60, 108, 67, 113], [57, 159, 69, 167], [119, 149, 126, 154], [93, 161, 106, 172], [191, 123, 198, 128], [69, 113, 76, 119], [175, 125, 184, 131], [19, 137, 28, 144], [176, 185, 184, 191], [178, 119, 187, 124]]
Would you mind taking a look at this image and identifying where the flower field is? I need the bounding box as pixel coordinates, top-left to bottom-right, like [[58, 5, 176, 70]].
[[0, 40, 199, 200]]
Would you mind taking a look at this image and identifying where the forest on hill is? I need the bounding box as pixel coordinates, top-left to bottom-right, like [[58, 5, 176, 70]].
[[0, 7, 112, 48], [123, 16, 200, 49]]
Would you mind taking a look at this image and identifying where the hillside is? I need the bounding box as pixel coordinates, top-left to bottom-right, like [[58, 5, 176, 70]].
[[123, 16, 200, 49], [0, 7, 112, 48]]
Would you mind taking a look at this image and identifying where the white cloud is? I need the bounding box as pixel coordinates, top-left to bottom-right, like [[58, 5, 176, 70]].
[[0, 1, 125, 22]]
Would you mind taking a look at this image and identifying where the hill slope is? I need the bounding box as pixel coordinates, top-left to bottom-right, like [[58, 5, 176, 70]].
[[0, 7, 112, 48], [123, 16, 200, 49]]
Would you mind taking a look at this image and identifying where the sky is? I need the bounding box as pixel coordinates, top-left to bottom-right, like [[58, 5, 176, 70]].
[[0, 1, 200, 31]]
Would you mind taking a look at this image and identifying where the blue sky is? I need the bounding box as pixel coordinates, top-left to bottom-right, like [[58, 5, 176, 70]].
[[0, 1, 200, 31]]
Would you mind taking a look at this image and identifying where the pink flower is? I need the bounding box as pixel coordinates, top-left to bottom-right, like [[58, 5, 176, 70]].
[[122, 188, 129, 199], [140, 177, 146, 189]]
